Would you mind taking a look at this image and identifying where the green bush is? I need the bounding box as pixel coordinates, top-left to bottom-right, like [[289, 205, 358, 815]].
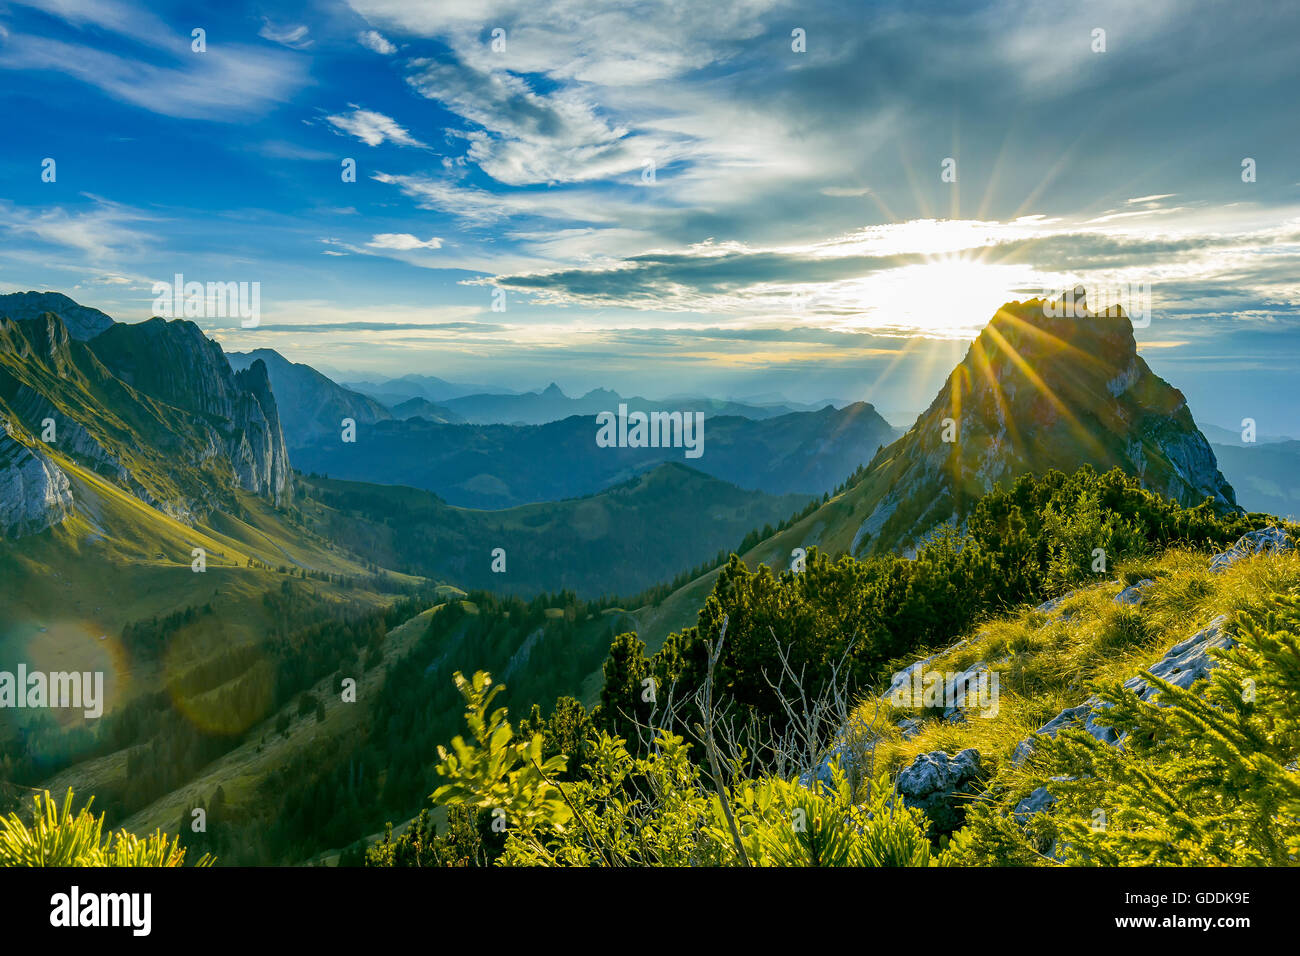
[[0, 789, 212, 867]]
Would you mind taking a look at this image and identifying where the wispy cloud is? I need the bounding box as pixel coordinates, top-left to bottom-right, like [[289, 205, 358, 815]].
[[367, 233, 443, 251], [258, 20, 312, 50], [0, 197, 158, 262], [1, 1, 310, 119], [324, 105, 427, 147], [357, 29, 396, 55]]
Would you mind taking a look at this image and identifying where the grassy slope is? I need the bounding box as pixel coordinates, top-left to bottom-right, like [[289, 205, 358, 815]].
[[99, 602, 456, 839], [0, 453, 427, 718], [850, 545, 1300, 778]]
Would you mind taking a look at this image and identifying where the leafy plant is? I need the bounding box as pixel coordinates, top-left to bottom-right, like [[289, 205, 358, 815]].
[[431, 671, 573, 841], [0, 789, 212, 867]]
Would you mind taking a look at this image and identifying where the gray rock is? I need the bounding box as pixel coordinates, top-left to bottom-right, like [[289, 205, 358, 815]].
[[1014, 785, 1057, 820], [881, 639, 968, 702], [1114, 579, 1155, 605], [1209, 527, 1294, 573], [1124, 615, 1231, 699], [0, 420, 73, 538], [896, 717, 925, 740], [941, 660, 987, 719], [897, 748, 984, 836]]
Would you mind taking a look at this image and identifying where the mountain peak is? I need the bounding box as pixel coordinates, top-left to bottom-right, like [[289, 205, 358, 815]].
[[846, 294, 1235, 555], [0, 291, 115, 341], [541, 382, 566, 398]]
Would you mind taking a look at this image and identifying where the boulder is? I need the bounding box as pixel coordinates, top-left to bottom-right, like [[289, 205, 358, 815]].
[[1014, 784, 1058, 820], [1114, 578, 1155, 605], [896, 748, 984, 836], [1208, 527, 1294, 573]]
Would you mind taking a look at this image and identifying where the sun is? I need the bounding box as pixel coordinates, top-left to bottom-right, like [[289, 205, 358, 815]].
[[859, 255, 1037, 338]]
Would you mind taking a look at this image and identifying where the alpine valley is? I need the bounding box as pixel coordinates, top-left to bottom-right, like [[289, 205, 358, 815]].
[[1, 290, 1296, 869]]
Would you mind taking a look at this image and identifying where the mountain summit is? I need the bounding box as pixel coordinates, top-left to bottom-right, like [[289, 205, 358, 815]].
[[851, 294, 1236, 553], [632, 294, 1241, 649], [0, 291, 116, 341]]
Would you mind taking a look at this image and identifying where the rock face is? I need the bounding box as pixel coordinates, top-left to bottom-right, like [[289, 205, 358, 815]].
[[230, 360, 293, 504], [226, 347, 395, 448], [896, 748, 984, 836], [851, 293, 1238, 555], [0, 418, 73, 538]]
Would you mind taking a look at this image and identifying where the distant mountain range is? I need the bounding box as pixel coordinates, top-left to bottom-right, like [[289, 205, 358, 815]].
[[348, 376, 820, 426], [439, 383, 819, 426], [1198, 421, 1297, 445], [290, 401, 899, 507], [344, 372, 521, 404], [302, 463, 814, 598], [1210, 440, 1300, 520]]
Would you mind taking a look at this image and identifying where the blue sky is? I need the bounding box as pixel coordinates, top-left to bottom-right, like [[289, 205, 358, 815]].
[[1, 0, 1298, 429]]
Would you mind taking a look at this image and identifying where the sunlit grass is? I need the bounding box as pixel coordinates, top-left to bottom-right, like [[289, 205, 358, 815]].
[[856, 546, 1300, 778]]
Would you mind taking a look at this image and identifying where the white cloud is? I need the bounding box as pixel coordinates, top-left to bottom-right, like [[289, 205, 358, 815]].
[[367, 233, 443, 250], [0, 198, 158, 262], [258, 21, 312, 50], [0, 36, 308, 119], [325, 105, 427, 147], [1, 2, 309, 119], [406, 59, 658, 185], [358, 30, 396, 55]]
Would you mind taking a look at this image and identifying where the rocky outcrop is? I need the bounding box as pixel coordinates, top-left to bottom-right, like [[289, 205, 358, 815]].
[[231, 360, 293, 505], [896, 748, 984, 836], [88, 317, 294, 505], [0, 305, 296, 535], [1208, 526, 1294, 572], [0, 418, 72, 538]]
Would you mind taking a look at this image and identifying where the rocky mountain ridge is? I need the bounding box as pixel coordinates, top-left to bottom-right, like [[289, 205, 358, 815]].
[[0, 306, 292, 538]]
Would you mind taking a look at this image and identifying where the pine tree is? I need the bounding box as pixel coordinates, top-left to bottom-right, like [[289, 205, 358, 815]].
[[1018, 594, 1300, 865]]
